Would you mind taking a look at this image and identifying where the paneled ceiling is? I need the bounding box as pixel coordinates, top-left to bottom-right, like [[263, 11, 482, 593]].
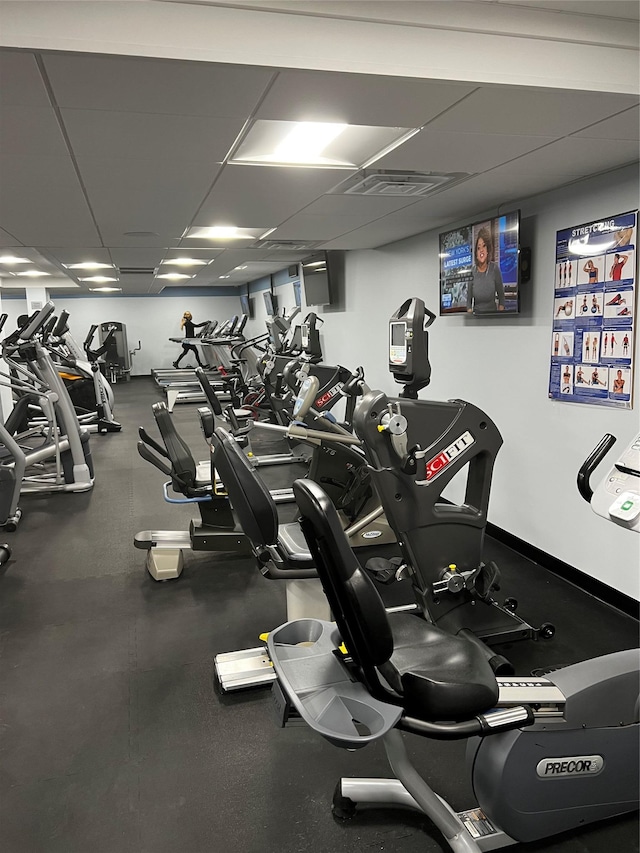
[[0, 3, 638, 295]]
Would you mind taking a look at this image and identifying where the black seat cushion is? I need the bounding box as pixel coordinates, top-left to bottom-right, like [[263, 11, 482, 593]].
[[383, 612, 499, 720], [293, 478, 499, 722]]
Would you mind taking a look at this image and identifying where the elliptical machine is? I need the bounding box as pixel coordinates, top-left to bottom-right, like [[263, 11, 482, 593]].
[[81, 325, 122, 433]]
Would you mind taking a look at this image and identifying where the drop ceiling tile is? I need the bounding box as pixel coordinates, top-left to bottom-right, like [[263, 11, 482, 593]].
[[269, 213, 367, 241], [574, 105, 640, 141], [427, 86, 639, 136], [75, 156, 217, 244], [61, 109, 244, 162], [292, 191, 419, 220], [256, 68, 476, 126], [42, 248, 113, 264], [0, 155, 101, 247], [0, 106, 69, 156], [324, 211, 434, 249], [109, 248, 167, 268], [0, 51, 50, 107], [43, 53, 275, 118], [496, 136, 639, 176], [375, 128, 556, 173], [197, 164, 349, 225], [0, 226, 21, 248]]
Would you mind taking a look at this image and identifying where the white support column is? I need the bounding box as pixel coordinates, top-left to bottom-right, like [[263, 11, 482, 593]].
[[25, 286, 49, 315]]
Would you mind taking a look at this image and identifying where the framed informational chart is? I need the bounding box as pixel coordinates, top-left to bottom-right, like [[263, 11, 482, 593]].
[[549, 210, 636, 409]]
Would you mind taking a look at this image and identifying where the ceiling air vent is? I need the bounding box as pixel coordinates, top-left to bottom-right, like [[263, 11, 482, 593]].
[[340, 170, 470, 198], [253, 240, 322, 251], [117, 267, 157, 275]]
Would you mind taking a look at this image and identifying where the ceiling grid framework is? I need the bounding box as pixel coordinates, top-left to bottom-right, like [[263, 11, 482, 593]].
[[0, 0, 637, 295]]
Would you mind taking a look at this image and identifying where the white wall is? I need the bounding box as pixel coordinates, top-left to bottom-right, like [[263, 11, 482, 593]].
[[1, 292, 245, 376], [306, 164, 640, 600]]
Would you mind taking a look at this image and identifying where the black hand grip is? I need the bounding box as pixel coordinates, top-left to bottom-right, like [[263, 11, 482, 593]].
[[52, 310, 69, 338], [138, 426, 169, 459], [577, 433, 617, 504], [137, 440, 172, 476]]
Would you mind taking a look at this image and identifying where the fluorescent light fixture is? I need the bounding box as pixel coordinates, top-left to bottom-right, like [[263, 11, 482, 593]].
[[161, 258, 208, 267], [78, 275, 119, 283], [184, 225, 267, 241], [156, 272, 193, 281], [234, 265, 249, 271], [230, 120, 417, 169], [219, 275, 231, 279], [304, 261, 326, 269], [16, 270, 50, 277], [89, 286, 122, 292], [0, 255, 31, 264], [274, 122, 346, 163], [63, 262, 115, 270]]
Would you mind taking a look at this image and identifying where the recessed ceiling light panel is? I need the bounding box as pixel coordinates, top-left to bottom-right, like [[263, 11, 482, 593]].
[[0, 255, 32, 264], [230, 120, 417, 169], [156, 272, 193, 280], [161, 258, 209, 266], [63, 262, 115, 270], [16, 270, 50, 277], [184, 226, 268, 241], [79, 276, 119, 283]]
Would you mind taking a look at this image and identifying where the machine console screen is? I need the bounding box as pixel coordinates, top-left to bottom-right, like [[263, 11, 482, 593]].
[[389, 321, 407, 364]]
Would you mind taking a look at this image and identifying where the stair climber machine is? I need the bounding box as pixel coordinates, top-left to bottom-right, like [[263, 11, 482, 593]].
[[45, 316, 122, 434], [352, 298, 554, 662], [80, 324, 122, 433], [266, 427, 639, 852]]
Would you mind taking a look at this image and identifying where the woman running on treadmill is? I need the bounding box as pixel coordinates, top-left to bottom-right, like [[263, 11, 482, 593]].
[[173, 311, 209, 369]]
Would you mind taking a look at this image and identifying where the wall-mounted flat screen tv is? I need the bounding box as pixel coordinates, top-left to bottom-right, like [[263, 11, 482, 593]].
[[263, 290, 278, 316], [300, 250, 343, 306], [439, 210, 521, 315], [239, 293, 254, 318]]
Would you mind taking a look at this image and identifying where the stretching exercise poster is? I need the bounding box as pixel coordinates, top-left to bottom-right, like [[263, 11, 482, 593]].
[[549, 210, 636, 409]]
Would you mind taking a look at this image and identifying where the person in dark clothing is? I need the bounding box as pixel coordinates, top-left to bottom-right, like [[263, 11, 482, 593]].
[[173, 311, 209, 368], [467, 227, 505, 314]]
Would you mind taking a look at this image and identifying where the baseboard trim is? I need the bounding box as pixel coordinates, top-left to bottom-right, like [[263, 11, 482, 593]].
[[487, 522, 639, 620]]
